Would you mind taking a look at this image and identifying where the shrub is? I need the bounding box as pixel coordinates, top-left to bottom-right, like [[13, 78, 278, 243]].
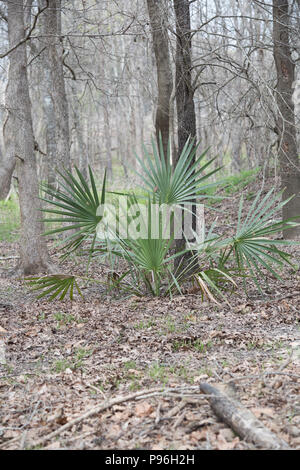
[[26, 138, 299, 301]]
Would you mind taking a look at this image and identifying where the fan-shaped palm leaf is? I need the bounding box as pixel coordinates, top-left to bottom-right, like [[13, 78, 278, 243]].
[[135, 135, 222, 206], [40, 166, 106, 256], [26, 275, 82, 300]]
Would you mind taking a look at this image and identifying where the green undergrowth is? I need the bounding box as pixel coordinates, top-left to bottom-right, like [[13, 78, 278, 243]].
[[0, 194, 20, 242], [202, 167, 260, 205]]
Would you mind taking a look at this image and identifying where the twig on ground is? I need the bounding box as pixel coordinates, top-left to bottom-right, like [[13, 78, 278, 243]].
[[155, 402, 162, 425], [173, 411, 186, 430], [2, 387, 164, 449], [269, 354, 293, 388], [86, 382, 107, 400]]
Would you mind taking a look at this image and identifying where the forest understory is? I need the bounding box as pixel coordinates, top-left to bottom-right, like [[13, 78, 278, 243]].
[[0, 177, 299, 451]]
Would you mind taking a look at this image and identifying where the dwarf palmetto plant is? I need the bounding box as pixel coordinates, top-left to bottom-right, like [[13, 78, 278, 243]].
[[189, 189, 299, 303], [102, 196, 175, 296], [27, 139, 221, 299], [93, 193, 195, 296], [26, 138, 299, 301]]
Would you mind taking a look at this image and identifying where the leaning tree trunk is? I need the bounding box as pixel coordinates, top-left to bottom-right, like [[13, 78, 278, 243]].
[[173, 0, 197, 269], [5, 0, 51, 274], [0, 14, 17, 200], [0, 107, 16, 200], [146, 0, 172, 160], [273, 0, 300, 239]]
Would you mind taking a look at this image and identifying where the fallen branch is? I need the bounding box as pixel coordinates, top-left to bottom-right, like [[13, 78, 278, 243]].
[[269, 353, 292, 388], [200, 382, 290, 449], [1, 386, 164, 449]]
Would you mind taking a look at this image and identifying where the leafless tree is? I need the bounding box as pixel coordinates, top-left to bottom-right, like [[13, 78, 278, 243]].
[[273, 0, 300, 239], [146, 0, 172, 158], [4, 0, 51, 273]]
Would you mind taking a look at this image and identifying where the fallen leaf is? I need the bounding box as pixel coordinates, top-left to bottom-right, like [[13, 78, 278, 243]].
[[216, 434, 239, 450], [190, 428, 210, 442], [135, 401, 154, 417]]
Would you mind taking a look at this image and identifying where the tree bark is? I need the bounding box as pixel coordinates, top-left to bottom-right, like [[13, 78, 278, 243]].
[[273, 0, 300, 239], [0, 116, 16, 200], [200, 382, 290, 449], [5, 0, 51, 274], [146, 0, 172, 159], [71, 83, 87, 179], [41, 0, 70, 177], [173, 0, 197, 270], [173, 0, 196, 161]]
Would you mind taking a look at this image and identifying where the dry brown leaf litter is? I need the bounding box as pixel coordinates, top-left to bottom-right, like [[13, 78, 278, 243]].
[[0, 180, 299, 450]]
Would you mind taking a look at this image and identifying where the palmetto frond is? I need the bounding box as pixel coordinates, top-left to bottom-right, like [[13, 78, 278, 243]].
[[192, 189, 300, 296], [40, 166, 106, 256], [231, 189, 299, 284], [26, 275, 82, 301], [135, 136, 221, 206]]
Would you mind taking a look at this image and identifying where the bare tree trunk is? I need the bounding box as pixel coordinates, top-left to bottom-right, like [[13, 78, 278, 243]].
[[231, 121, 242, 173], [42, 69, 57, 187], [103, 101, 113, 178], [129, 83, 138, 166], [135, 82, 145, 160], [146, 0, 172, 159], [0, 0, 38, 200], [273, 0, 300, 239], [173, 0, 197, 269], [41, 0, 70, 176], [5, 0, 51, 274], [71, 83, 87, 179], [173, 0, 196, 161], [0, 118, 16, 200]]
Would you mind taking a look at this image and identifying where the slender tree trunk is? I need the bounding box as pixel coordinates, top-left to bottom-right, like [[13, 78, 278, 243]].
[[103, 102, 113, 178], [135, 82, 145, 160], [273, 0, 300, 239], [41, 0, 70, 176], [129, 83, 138, 166], [231, 121, 242, 173], [5, 0, 51, 274], [42, 68, 57, 188], [146, 0, 172, 159], [0, 119, 16, 200], [71, 83, 87, 179], [173, 0, 197, 269], [0, 0, 37, 200], [173, 0, 196, 160]]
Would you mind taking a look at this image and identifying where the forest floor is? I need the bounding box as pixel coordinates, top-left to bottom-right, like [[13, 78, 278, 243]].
[[0, 177, 299, 450]]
